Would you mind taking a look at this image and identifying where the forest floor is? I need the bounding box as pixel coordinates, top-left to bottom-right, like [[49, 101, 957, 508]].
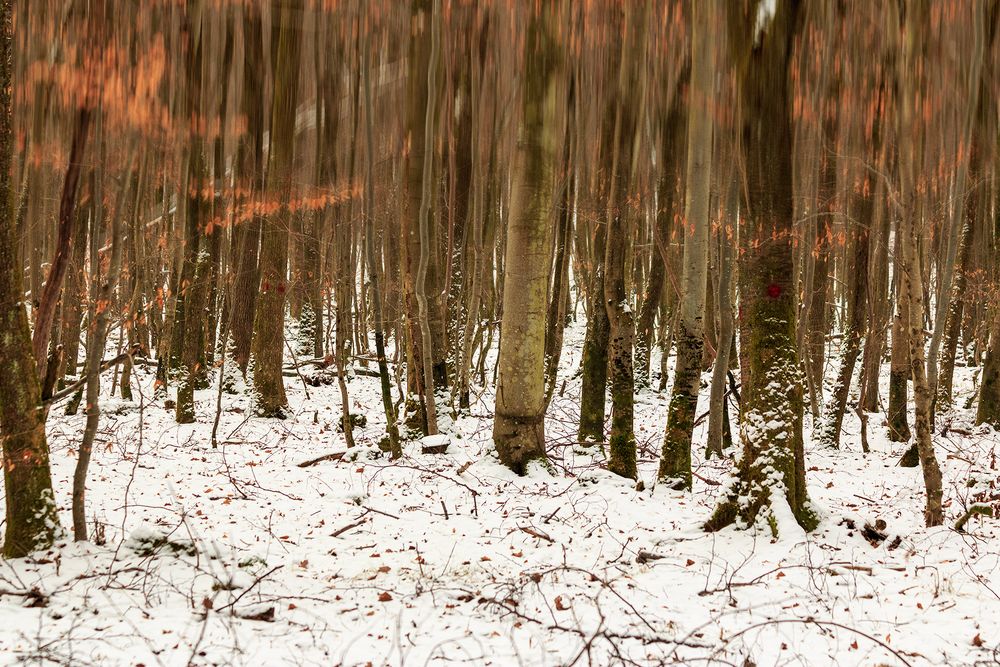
[[2, 320, 1000, 666]]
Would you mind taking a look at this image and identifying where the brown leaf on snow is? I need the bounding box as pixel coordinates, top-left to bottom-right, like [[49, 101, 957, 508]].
[[973, 634, 984, 647], [378, 592, 393, 602], [555, 595, 570, 611]]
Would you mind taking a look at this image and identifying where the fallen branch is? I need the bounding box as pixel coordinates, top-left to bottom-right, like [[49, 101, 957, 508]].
[[297, 451, 346, 468], [519, 525, 554, 543], [331, 516, 370, 538]]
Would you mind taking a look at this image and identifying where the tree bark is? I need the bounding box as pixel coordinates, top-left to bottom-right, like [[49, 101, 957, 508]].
[[659, 0, 714, 488], [0, 0, 61, 556], [251, 0, 303, 418], [706, 0, 816, 535], [494, 1, 562, 474], [895, 0, 943, 526]]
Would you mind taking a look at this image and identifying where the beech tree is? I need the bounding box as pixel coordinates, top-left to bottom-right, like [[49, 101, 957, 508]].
[[0, 0, 61, 558], [706, 0, 816, 534]]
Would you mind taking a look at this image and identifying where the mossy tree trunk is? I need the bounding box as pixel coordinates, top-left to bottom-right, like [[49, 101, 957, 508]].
[[578, 222, 610, 445], [977, 309, 1000, 427], [706, 0, 816, 535], [602, 3, 647, 481], [493, 0, 563, 475], [0, 0, 61, 557], [659, 0, 714, 488]]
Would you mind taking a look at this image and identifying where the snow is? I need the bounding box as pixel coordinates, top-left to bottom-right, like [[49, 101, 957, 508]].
[[1, 318, 999, 665], [755, 0, 778, 44]]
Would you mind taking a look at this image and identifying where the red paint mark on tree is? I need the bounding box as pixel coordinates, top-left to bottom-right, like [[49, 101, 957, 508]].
[[766, 283, 782, 299]]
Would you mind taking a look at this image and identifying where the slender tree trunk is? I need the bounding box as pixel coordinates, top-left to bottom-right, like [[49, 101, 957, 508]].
[[227, 5, 264, 381], [821, 93, 881, 446], [706, 173, 738, 459], [895, 0, 943, 526], [73, 134, 131, 541], [926, 1, 987, 417], [60, 195, 90, 384], [888, 226, 912, 443], [414, 0, 442, 435], [363, 40, 401, 458], [659, 0, 713, 488], [32, 109, 90, 377], [176, 7, 208, 424], [578, 222, 610, 444]]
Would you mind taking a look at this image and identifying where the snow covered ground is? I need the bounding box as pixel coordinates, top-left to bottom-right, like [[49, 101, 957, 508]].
[[2, 320, 999, 666]]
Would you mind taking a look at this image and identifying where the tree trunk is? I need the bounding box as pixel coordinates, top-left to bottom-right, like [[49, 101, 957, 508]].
[[251, 0, 303, 418], [888, 226, 912, 442], [227, 4, 265, 381], [176, 7, 208, 424], [0, 0, 61, 556], [706, 0, 816, 535], [32, 108, 90, 378], [578, 222, 610, 444], [659, 0, 713, 488], [493, 1, 562, 474], [895, 0, 943, 527], [977, 308, 1000, 427], [706, 172, 738, 459]]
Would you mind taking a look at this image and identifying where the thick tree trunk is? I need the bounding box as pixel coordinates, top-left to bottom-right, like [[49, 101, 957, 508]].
[[706, 0, 815, 535], [493, 2, 561, 474], [251, 0, 303, 418], [0, 0, 61, 556]]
